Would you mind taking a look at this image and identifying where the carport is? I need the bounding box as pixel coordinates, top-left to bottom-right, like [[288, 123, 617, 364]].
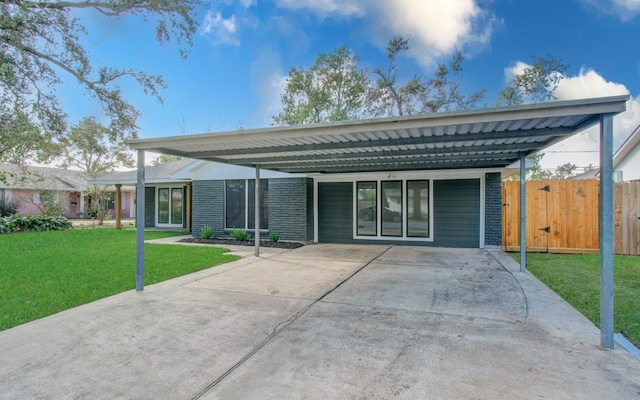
[[129, 95, 628, 348]]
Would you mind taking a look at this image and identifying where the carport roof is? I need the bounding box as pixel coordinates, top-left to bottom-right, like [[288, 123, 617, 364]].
[[129, 95, 629, 174]]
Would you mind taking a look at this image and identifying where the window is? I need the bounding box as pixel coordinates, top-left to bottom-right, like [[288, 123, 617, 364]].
[[357, 182, 376, 236], [226, 179, 268, 230], [407, 180, 429, 237], [158, 188, 169, 224], [355, 179, 430, 241], [157, 187, 183, 225], [381, 181, 402, 237]]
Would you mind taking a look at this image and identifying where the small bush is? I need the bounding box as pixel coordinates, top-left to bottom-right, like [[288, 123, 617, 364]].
[[200, 224, 213, 239], [0, 214, 72, 234], [230, 228, 252, 241], [0, 200, 19, 217], [268, 232, 279, 243]]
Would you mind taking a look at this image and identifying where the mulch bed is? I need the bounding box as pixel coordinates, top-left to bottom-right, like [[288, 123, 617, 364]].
[[179, 237, 304, 249]]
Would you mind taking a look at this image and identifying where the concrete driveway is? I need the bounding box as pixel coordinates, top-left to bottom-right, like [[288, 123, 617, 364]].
[[1, 243, 639, 399]]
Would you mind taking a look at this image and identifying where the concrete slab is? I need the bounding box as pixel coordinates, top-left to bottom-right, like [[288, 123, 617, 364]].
[[1, 244, 639, 399]]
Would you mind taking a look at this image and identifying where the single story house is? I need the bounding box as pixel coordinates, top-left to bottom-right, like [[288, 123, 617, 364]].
[[0, 163, 135, 218], [570, 122, 640, 181], [123, 95, 628, 348]]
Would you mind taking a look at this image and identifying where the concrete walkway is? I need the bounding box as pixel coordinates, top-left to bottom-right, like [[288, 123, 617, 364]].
[[1, 243, 639, 399]]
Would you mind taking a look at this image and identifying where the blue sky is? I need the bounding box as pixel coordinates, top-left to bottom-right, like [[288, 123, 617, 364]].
[[61, 0, 640, 170]]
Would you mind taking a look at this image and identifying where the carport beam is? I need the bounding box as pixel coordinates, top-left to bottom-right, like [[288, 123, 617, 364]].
[[599, 114, 614, 349], [136, 150, 145, 291], [255, 166, 260, 257], [519, 152, 527, 272]]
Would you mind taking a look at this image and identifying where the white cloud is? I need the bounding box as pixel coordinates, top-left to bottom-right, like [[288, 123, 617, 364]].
[[527, 68, 640, 170], [249, 48, 287, 126], [201, 11, 240, 45], [580, 0, 640, 21], [272, 0, 498, 67], [368, 0, 498, 66], [274, 0, 364, 18]]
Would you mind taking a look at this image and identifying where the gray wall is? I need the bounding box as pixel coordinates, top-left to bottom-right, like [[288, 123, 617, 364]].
[[484, 172, 502, 246], [317, 179, 482, 248], [192, 178, 314, 241]]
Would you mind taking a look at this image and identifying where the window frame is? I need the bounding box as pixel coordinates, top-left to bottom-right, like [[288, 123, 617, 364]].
[[225, 179, 269, 231]]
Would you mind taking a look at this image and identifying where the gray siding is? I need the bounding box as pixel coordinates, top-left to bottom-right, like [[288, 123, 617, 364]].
[[484, 172, 502, 246], [433, 179, 480, 248], [144, 186, 155, 228], [318, 182, 353, 243]]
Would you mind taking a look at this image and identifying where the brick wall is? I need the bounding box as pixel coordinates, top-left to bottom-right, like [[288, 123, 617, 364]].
[[192, 178, 313, 241], [268, 178, 314, 241], [484, 172, 502, 246]]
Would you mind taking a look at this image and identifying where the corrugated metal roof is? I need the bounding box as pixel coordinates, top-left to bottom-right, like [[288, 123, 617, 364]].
[[91, 158, 196, 184], [129, 96, 629, 174]]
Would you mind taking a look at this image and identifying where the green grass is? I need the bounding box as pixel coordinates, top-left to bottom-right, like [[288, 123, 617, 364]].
[[0, 228, 240, 331], [510, 252, 640, 346]]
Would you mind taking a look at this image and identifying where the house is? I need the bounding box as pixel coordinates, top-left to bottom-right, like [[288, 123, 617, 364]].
[[0, 163, 135, 219], [613, 123, 640, 182], [570, 122, 640, 181], [111, 96, 627, 251], [91, 158, 197, 229], [123, 95, 628, 349]]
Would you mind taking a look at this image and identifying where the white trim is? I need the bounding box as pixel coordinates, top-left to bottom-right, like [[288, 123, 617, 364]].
[[479, 174, 486, 249], [313, 178, 319, 243]]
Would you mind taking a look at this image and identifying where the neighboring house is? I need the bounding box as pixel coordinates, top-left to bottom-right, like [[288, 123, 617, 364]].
[[613, 123, 640, 182], [570, 123, 640, 182], [0, 163, 135, 218], [91, 158, 196, 229]]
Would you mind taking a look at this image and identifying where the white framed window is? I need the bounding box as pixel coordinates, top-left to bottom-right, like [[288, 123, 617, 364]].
[[225, 179, 268, 230]]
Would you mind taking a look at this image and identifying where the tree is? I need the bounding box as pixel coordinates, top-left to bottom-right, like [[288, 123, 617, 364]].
[[150, 154, 184, 166], [59, 117, 133, 224], [0, 0, 200, 163], [371, 36, 425, 116], [59, 117, 133, 178], [273, 46, 371, 125], [497, 55, 568, 106], [371, 37, 484, 117], [550, 162, 577, 179]]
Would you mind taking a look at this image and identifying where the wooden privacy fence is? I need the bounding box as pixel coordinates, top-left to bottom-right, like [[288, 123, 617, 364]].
[[502, 180, 640, 255]]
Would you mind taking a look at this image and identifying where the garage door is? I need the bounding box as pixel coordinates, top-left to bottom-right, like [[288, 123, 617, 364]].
[[318, 182, 353, 243]]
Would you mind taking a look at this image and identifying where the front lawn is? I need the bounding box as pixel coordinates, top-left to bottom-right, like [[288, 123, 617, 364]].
[[0, 228, 240, 331], [510, 252, 640, 346]]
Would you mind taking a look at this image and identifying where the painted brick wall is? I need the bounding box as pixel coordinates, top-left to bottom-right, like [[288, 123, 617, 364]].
[[192, 180, 225, 238], [268, 178, 314, 242], [484, 172, 502, 246], [192, 178, 313, 241]]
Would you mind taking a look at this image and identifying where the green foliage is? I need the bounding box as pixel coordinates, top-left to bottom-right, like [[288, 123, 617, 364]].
[[497, 55, 568, 106], [0, 229, 239, 330], [230, 228, 252, 241], [86, 187, 113, 225], [0, 0, 200, 163], [200, 224, 213, 239], [0, 199, 19, 217], [150, 154, 184, 166], [510, 252, 640, 346], [34, 190, 65, 216], [274, 46, 371, 125], [59, 117, 134, 176], [0, 214, 72, 233], [268, 232, 280, 243]]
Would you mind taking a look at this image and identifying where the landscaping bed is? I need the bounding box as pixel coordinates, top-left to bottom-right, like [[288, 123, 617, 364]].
[[180, 237, 304, 249]]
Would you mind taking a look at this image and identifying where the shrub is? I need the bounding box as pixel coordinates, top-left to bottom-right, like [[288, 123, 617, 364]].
[[0, 214, 72, 234], [200, 224, 213, 240], [0, 200, 19, 217], [230, 228, 252, 241], [268, 232, 279, 243]]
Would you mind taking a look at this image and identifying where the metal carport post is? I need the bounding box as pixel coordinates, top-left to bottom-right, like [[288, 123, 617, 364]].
[[599, 114, 614, 349], [136, 150, 145, 291]]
